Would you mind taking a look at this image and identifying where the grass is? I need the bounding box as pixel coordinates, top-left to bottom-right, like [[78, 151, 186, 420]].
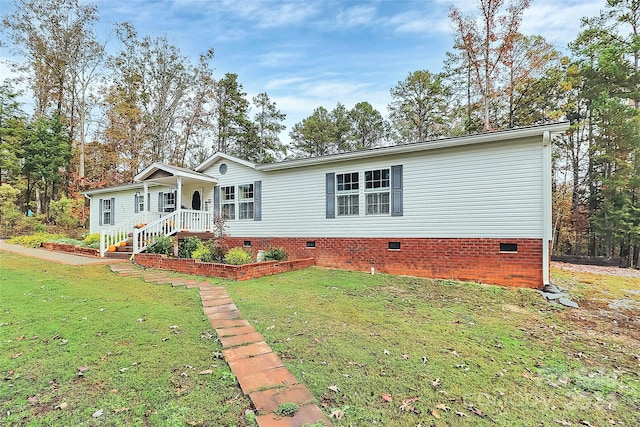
[[2, 250, 639, 426], [221, 267, 640, 426], [0, 252, 250, 426]]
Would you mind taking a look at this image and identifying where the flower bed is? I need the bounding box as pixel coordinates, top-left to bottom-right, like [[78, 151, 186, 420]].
[[41, 242, 100, 257], [133, 253, 315, 280]]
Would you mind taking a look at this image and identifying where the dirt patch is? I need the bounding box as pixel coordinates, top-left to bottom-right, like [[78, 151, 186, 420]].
[[550, 262, 640, 349], [502, 304, 530, 315], [552, 261, 640, 278]]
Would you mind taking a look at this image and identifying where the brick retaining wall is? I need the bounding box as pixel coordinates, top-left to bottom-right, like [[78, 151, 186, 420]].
[[223, 237, 543, 288], [41, 242, 100, 257], [133, 253, 315, 281]]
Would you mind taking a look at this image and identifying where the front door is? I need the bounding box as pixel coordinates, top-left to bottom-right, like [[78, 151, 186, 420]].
[[191, 190, 202, 210]]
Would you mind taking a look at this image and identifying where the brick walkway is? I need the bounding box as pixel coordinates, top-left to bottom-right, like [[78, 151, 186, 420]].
[[109, 263, 332, 427]]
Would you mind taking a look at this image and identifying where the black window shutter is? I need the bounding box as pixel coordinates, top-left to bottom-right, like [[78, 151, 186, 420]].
[[254, 181, 262, 221], [134, 194, 139, 213], [110, 197, 116, 225], [326, 173, 335, 218], [391, 165, 403, 217], [158, 192, 164, 212], [213, 186, 220, 216], [99, 198, 103, 225], [147, 193, 150, 211]]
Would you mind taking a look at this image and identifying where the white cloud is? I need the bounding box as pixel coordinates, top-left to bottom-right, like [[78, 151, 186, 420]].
[[521, 0, 603, 46], [336, 5, 377, 27], [220, 0, 319, 29]]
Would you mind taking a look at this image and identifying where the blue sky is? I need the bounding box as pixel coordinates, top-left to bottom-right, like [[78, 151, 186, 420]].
[[1, 0, 604, 137]]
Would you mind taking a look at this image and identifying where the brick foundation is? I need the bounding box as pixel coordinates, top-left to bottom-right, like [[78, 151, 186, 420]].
[[223, 237, 544, 288], [133, 253, 315, 281]]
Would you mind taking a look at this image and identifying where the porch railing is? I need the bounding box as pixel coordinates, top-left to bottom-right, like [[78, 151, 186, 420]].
[[132, 209, 214, 255], [99, 211, 161, 257]]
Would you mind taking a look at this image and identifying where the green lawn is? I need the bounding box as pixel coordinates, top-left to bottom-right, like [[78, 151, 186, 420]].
[[223, 267, 640, 426], [0, 253, 250, 426], [2, 252, 639, 427]]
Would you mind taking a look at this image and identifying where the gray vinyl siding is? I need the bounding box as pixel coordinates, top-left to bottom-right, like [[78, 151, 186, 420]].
[[202, 137, 544, 239]]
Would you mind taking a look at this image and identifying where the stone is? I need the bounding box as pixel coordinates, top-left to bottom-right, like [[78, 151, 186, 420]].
[[558, 297, 579, 308], [540, 292, 568, 300], [250, 384, 316, 414], [223, 341, 273, 362]]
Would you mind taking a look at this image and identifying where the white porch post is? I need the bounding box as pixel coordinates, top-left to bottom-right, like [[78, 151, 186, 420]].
[[143, 182, 149, 219], [176, 177, 182, 230]]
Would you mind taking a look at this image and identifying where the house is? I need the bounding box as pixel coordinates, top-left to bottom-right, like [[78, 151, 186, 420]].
[[84, 122, 569, 288]]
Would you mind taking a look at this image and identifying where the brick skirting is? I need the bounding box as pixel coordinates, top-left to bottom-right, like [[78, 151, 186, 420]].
[[223, 237, 544, 288], [133, 253, 315, 281]]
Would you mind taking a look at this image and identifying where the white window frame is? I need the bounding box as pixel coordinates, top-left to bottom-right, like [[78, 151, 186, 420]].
[[336, 172, 359, 216], [365, 168, 390, 215], [163, 192, 176, 212], [221, 186, 236, 220], [136, 194, 144, 213], [102, 199, 112, 225], [238, 184, 254, 220]]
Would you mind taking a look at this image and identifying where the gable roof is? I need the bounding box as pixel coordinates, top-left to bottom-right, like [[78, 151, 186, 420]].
[[257, 122, 570, 171], [135, 162, 218, 184], [195, 152, 256, 172]]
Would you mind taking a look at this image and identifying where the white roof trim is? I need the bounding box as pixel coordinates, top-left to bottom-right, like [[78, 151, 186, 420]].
[[83, 182, 160, 196], [135, 162, 217, 183], [195, 152, 256, 172], [257, 122, 570, 171]]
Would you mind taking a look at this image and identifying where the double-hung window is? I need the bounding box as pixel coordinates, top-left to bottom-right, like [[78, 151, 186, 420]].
[[102, 199, 112, 225], [163, 192, 176, 212], [365, 169, 390, 215], [337, 172, 359, 216], [221, 186, 235, 220], [135, 193, 144, 213], [238, 184, 254, 220]]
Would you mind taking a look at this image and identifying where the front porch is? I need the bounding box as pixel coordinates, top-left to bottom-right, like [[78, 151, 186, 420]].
[[99, 162, 219, 257]]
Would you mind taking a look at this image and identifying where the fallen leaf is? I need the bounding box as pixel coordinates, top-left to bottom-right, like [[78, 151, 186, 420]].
[[383, 349, 390, 355], [11, 353, 22, 359], [55, 402, 68, 410], [422, 356, 428, 364], [468, 405, 484, 417], [327, 385, 340, 393], [402, 354, 409, 360], [455, 411, 468, 417], [92, 409, 103, 418], [381, 393, 393, 402], [119, 368, 128, 373], [109, 389, 118, 394], [436, 404, 451, 411], [113, 407, 129, 413], [78, 366, 90, 372], [432, 409, 441, 418], [399, 397, 419, 412], [16, 335, 25, 341], [27, 396, 37, 403], [330, 409, 344, 420], [554, 420, 571, 426], [169, 325, 179, 329], [199, 369, 213, 375], [431, 378, 441, 387]]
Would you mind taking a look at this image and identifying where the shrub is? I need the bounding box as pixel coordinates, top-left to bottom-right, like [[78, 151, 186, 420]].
[[178, 236, 201, 259], [147, 235, 173, 256], [8, 232, 66, 248], [205, 239, 226, 262], [263, 246, 288, 261], [83, 233, 100, 248], [224, 247, 252, 265], [191, 244, 212, 262]]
